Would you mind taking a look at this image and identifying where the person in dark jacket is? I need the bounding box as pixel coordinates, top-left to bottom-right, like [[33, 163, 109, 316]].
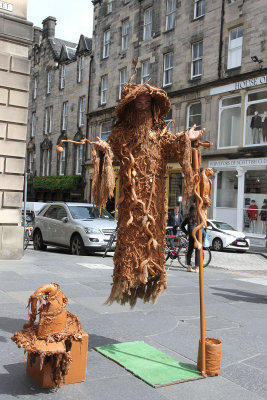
[[168, 205, 183, 236], [180, 204, 199, 273]]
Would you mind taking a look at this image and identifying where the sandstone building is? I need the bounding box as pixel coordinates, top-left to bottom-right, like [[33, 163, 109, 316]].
[[0, 0, 33, 259]]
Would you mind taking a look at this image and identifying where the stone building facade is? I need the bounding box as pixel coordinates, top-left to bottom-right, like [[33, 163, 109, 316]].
[[0, 0, 33, 259], [26, 17, 92, 202], [87, 0, 267, 246]]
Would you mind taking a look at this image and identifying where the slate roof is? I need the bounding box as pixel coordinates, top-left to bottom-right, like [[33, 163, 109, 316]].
[[48, 38, 77, 60]]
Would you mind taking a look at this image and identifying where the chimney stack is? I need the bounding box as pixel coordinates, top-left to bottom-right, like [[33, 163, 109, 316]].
[[42, 16, 57, 40]]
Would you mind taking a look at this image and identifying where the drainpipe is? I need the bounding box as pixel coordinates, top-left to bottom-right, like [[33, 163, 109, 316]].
[[218, 0, 225, 79]]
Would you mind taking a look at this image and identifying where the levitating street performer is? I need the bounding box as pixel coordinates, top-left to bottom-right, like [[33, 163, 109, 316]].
[[94, 64, 205, 307]]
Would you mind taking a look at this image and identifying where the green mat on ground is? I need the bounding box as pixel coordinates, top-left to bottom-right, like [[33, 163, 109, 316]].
[[95, 341, 202, 387]]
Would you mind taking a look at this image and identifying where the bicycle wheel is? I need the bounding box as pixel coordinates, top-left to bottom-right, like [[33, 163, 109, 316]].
[[203, 247, 212, 267], [177, 243, 188, 268], [177, 244, 211, 269]]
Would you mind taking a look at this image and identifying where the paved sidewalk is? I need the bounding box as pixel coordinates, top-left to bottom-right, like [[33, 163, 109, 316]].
[[0, 248, 266, 400]]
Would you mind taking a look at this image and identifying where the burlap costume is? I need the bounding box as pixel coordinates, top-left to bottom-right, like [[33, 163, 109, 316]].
[[93, 82, 194, 307]]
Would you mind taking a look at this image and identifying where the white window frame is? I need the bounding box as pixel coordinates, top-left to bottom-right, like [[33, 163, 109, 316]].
[[186, 102, 202, 130], [48, 106, 53, 133], [31, 112, 36, 137], [218, 94, 241, 149], [119, 68, 127, 100], [107, 0, 113, 13], [243, 88, 267, 147], [47, 70, 52, 94], [194, 0, 205, 19], [103, 30, 110, 59], [60, 64, 66, 89], [62, 101, 68, 131], [78, 55, 84, 83], [44, 107, 49, 135], [191, 41, 203, 79], [59, 148, 66, 176], [166, 0, 176, 31], [44, 106, 53, 135], [121, 19, 129, 51], [141, 60, 150, 84], [143, 7, 152, 40], [42, 149, 50, 177], [33, 77, 38, 99], [28, 151, 34, 173], [79, 96, 86, 127], [227, 26, 243, 70], [75, 145, 83, 175], [163, 52, 173, 87], [101, 75, 108, 105]]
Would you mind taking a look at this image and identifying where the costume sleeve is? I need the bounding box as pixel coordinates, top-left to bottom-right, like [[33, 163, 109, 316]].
[[91, 144, 115, 209], [162, 130, 194, 200]]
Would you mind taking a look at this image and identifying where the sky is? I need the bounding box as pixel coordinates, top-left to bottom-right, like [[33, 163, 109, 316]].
[[27, 0, 94, 43]]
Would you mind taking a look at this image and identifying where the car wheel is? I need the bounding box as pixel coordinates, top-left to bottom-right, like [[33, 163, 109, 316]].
[[212, 238, 223, 252], [71, 234, 86, 256], [33, 230, 47, 251]]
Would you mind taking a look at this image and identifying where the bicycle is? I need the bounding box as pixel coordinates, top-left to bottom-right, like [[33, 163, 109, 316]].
[[165, 230, 211, 269], [102, 226, 118, 258], [24, 226, 33, 250]]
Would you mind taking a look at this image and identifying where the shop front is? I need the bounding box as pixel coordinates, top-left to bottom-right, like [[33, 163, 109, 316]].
[[208, 157, 267, 247]]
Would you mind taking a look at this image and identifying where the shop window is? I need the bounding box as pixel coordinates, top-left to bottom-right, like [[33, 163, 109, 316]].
[[244, 89, 267, 146], [187, 102, 202, 130], [141, 60, 150, 84], [100, 122, 112, 141], [244, 170, 267, 235], [216, 171, 238, 208], [227, 27, 243, 69], [143, 7, 152, 40], [168, 173, 183, 208], [218, 95, 241, 148], [166, 0, 176, 31]]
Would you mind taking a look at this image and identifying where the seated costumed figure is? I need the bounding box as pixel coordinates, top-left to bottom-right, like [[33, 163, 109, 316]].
[[93, 63, 204, 307]]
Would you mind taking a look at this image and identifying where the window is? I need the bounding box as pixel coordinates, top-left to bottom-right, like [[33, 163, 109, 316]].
[[44, 106, 53, 134], [47, 70, 52, 94], [141, 61, 150, 84], [107, 0, 113, 13], [101, 75, 108, 105], [28, 151, 34, 173], [42, 149, 50, 176], [62, 101, 68, 131], [122, 19, 129, 51], [60, 64, 66, 89], [191, 41, 203, 78], [33, 77, 38, 99], [163, 52, 173, 87], [227, 27, 243, 69], [119, 68, 127, 99], [100, 122, 112, 141], [31, 112, 36, 137], [59, 147, 66, 176], [79, 96, 86, 127], [218, 95, 241, 148], [216, 171, 238, 208], [76, 145, 83, 175], [194, 0, 205, 19], [187, 103, 202, 130], [103, 30, 110, 59], [244, 90, 267, 146], [143, 7, 152, 40], [77, 55, 84, 83], [166, 0, 176, 31]]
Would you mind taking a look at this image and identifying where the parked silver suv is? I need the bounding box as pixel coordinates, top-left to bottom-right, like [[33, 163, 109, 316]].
[[33, 202, 117, 255]]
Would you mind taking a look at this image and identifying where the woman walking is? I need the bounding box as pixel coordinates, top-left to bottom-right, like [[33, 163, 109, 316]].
[[180, 204, 199, 273]]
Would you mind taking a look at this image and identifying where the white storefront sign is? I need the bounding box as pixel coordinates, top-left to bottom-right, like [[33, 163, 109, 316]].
[[210, 75, 267, 96], [0, 2, 13, 11], [208, 157, 267, 168]]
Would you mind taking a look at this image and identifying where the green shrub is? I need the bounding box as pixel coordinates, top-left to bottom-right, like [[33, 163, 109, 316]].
[[33, 175, 82, 191]]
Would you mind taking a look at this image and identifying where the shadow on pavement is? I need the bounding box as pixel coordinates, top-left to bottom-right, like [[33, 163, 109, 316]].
[[88, 333, 120, 350], [211, 287, 267, 304], [0, 317, 27, 334]]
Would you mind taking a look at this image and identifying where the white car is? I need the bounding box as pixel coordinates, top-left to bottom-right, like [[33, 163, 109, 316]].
[[206, 220, 250, 252]]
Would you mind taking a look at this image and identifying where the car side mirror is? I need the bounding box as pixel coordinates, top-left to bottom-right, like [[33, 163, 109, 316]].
[[62, 217, 68, 223]]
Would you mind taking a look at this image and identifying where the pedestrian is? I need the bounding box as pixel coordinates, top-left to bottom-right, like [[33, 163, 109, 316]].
[[180, 204, 199, 273], [168, 205, 183, 237], [94, 67, 205, 306], [247, 200, 258, 233]]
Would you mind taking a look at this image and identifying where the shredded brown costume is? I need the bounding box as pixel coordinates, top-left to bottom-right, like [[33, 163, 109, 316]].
[[93, 82, 194, 307]]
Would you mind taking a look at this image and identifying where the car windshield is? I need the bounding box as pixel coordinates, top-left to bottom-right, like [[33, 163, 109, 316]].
[[212, 221, 235, 231], [68, 206, 114, 220]]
